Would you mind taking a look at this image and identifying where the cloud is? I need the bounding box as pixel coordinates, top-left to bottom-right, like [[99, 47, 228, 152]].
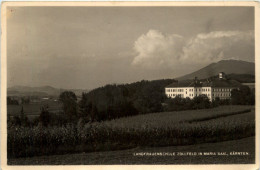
[[132, 30, 254, 69], [132, 30, 184, 69]]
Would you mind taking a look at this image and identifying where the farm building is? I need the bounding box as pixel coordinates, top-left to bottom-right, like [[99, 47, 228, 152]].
[[165, 72, 241, 101]]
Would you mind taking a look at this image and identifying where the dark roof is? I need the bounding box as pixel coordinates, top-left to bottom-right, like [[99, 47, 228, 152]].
[[166, 81, 202, 88], [166, 79, 241, 88], [202, 79, 241, 87]]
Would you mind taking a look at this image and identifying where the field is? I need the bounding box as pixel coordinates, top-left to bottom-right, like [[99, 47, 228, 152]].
[[8, 105, 255, 162], [7, 100, 62, 119]]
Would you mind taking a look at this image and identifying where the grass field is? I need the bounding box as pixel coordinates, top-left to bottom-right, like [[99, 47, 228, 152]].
[[8, 105, 255, 159]]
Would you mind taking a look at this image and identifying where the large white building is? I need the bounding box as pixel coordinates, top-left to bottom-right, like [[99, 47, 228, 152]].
[[165, 72, 241, 101]]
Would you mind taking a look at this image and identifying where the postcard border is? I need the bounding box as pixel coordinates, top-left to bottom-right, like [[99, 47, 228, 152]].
[[1, 1, 259, 170]]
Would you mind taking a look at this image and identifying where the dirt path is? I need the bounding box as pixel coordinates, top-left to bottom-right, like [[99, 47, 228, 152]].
[[8, 137, 255, 165]]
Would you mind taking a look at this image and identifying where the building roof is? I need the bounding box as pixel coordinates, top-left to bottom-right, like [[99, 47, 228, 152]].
[[166, 81, 202, 88], [166, 79, 241, 88], [202, 79, 241, 87]]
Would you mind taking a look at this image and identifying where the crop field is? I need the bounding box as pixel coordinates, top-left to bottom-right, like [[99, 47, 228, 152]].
[[8, 105, 255, 159], [7, 100, 62, 116], [103, 105, 253, 128]]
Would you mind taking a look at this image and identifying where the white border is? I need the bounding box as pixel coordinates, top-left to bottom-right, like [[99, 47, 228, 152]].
[[1, 2, 259, 170]]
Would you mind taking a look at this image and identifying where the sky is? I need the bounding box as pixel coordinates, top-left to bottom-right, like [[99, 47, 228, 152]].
[[7, 7, 254, 89]]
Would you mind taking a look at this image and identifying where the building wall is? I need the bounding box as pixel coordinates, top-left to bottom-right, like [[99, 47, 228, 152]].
[[165, 87, 235, 101], [211, 87, 235, 100], [165, 87, 192, 98]]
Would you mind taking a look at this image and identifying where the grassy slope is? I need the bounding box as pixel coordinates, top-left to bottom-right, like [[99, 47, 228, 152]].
[[8, 136, 255, 165]]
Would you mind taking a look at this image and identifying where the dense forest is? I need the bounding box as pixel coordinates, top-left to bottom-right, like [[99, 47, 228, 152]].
[[79, 79, 177, 121]]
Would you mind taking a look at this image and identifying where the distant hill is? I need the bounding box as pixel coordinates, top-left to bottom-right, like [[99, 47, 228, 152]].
[[177, 60, 255, 81], [7, 85, 89, 97]]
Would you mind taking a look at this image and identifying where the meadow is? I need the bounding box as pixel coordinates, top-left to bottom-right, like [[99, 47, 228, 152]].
[[8, 105, 254, 158], [7, 100, 62, 119]]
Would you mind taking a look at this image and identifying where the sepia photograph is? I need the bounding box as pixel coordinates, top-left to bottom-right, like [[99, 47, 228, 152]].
[[1, 2, 259, 168]]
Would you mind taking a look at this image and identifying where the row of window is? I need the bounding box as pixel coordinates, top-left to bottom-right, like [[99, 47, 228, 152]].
[[212, 88, 232, 92], [167, 88, 233, 93], [166, 89, 184, 92], [168, 94, 184, 97], [168, 93, 212, 98], [213, 93, 231, 97]]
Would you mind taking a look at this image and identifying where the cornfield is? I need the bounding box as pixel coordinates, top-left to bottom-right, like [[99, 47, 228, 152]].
[[8, 105, 255, 158]]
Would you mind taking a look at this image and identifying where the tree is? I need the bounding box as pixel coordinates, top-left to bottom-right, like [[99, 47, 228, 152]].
[[20, 106, 29, 126], [21, 97, 30, 104], [231, 86, 254, 105], [39, 105, 51, 127], [7, 97, 19, 105], [192, 95, 211, 109], [90, 103, 98, 122], [59, 91, 78, 121]]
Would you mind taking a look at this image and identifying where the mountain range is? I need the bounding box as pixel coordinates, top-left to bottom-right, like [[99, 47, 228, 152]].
[[177, 60, 254, 80], [7, 85, 89, 97]]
